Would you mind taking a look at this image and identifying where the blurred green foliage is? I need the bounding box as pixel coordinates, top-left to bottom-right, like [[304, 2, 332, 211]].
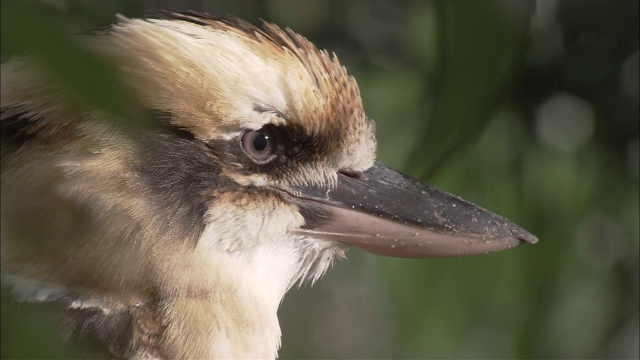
[[1, 0, 638, 359], [1, 1, 144, 128]]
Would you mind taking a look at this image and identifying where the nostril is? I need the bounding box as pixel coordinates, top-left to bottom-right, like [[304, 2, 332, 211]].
[[338, 168, 361, 179]]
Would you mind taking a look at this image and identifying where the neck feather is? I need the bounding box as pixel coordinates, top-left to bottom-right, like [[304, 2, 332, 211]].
[[160, 226, 343, 359]]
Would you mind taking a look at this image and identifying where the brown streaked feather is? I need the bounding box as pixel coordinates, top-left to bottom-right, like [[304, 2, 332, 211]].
[[151, 11, 366, 139], [59, 297, 166, 359]]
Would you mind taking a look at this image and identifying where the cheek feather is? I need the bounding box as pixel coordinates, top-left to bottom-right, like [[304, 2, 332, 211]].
[[199, 191, 305, 252]]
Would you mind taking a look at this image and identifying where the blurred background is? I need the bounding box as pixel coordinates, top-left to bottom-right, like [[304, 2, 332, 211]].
[[1, 0, 638, 358]]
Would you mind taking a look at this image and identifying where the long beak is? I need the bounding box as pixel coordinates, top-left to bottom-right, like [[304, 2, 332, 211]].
[[282, 162, 537, 258]]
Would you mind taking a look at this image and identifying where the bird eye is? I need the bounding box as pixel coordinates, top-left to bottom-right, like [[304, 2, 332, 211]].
[[240, 126, 278, 164]]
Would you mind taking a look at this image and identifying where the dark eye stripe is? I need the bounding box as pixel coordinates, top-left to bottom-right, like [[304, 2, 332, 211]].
[[148, 109, 334, 178]]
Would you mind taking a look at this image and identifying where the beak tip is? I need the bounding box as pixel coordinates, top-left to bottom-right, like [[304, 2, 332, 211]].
[[519, 233, 539, 245], [510, 226, 538, 245]]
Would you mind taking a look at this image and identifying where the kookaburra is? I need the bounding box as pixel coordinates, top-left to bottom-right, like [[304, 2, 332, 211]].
[[1, 11, 537, 359]]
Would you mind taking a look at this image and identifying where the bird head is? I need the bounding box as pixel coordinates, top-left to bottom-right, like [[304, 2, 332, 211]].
[[1, 12, 536, 359]]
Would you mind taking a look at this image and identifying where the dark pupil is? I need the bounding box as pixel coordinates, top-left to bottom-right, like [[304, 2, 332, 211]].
[[254, 132, 269, 151]]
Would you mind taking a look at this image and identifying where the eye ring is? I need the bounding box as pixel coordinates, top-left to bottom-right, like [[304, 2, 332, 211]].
[[240, 125, 279, 164]]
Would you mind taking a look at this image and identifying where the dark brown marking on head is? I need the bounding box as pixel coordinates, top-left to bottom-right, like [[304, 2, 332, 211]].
[[1, 107, 36, 146], [134, 113, 227, 246]]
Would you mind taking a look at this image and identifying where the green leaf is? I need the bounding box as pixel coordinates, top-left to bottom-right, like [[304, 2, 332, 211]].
[[408, 0, 533, 179]]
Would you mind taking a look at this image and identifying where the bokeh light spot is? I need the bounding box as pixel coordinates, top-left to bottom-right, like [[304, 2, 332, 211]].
[[535, 92, 595, 151]]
